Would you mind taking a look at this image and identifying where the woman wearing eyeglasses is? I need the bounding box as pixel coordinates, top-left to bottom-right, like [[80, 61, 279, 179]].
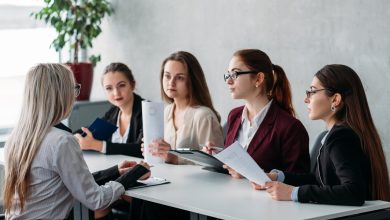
[[205, 49, 310, 176], [252, 64, 390, 205], [3, 64, 151, 219], [75, 63, 144, 158], [146, 51, 224, 164]]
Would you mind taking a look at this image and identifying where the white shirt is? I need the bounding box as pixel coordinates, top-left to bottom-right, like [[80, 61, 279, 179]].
[[101, 111, 130, 153], [7, 127, 124, 219], [236, 100, 273, 150]]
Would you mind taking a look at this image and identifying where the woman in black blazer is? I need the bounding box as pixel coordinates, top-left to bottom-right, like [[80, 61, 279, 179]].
[[75, 63, 143, 158], [252, 64, 390, 205]]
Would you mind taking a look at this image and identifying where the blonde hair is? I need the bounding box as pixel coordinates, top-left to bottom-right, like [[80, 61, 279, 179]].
[[3, 63, 75, 212]]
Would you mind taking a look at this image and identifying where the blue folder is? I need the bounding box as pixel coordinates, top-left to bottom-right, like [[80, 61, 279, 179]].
[[82, 118, 118, 141]]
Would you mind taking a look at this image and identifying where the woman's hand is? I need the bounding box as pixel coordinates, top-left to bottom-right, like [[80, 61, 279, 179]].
[[251, 182, 267, 190], [264, 181, 294, 201], [202, 141, 216, 155], [117, 160, 137, 175], [138, 161, 151, 180], [223, 165, 243, 179], [148, 139, 171, 160], [74, 127, 103, 151], [250, 172, 279, 190]]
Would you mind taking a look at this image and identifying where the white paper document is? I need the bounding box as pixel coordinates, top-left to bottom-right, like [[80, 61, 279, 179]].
[[142, 101, 165, 165], [214, 141, 270, 185]]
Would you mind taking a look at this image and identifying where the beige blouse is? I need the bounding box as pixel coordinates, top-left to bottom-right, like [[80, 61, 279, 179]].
[[164, 104, 224, 150]]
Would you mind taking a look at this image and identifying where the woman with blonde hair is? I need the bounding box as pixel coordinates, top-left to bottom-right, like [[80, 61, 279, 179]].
[[3, 63, 150, 219]]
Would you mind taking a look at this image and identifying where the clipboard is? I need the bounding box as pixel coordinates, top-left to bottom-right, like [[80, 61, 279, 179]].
[[169, 149, 228, 174]]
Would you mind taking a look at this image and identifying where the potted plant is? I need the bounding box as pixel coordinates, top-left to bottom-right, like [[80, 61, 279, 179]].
[[33, 0, 113, 100]]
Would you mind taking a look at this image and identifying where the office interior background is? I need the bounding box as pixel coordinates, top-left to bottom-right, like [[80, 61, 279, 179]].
[[0, 0, 389, 171]]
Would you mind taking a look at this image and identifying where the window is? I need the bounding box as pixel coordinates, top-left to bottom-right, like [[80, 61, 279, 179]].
[[0, 1, 58, 128]]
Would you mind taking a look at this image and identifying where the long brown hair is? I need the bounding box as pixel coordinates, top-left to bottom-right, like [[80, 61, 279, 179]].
[[4, 64, 75, 212], [159, 51, 220, 122], [315, 64, 390, 201], [233, 49, 295, 116]]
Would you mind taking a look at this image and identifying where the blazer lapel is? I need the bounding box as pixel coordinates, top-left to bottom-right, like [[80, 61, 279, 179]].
[[246, 102, 278, 155], [226, 112, 243, 146]]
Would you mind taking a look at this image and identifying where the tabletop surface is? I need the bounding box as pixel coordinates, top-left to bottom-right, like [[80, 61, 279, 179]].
[[81, 150, 390, 220], [1, 148, 389, 220]]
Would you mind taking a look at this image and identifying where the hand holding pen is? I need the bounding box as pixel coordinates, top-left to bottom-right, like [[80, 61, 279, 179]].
[[201, 141, 224, 155]]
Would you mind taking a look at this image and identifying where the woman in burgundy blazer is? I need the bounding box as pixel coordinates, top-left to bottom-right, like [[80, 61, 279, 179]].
[[225, 100, 309, 173], [206, 49, 310, 177]]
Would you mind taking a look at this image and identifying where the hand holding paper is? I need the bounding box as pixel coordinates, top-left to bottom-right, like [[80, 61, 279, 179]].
[[214, 141, 270, 185]]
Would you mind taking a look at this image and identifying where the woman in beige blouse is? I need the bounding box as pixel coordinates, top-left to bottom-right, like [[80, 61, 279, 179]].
[[148, 51, 224, 164]]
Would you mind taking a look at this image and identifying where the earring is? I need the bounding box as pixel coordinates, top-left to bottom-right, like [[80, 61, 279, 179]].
[[255, 84, 259, 88], [331, 105, 336, 112]]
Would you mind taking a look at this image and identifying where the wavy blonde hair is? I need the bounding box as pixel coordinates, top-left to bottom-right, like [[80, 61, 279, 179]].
[[3, 63, 75, 212]]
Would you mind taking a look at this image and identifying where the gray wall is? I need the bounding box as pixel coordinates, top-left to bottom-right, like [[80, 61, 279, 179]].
[[90, 0, 390, 167]]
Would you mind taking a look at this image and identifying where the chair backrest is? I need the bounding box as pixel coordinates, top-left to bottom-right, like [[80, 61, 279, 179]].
[[310, 131, 328, 173]]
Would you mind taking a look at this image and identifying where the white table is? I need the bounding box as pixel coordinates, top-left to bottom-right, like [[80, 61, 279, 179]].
[[1, 149, 390, 220], [82, 151, 390, 220]]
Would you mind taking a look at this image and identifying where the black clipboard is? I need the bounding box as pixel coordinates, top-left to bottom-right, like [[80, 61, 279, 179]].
[[169, 149, 228, 174]]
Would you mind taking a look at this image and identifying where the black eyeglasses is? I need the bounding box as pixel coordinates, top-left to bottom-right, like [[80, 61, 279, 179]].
[[75, 83, 81, 97], [305, 88, 332, 98], [224, 70, 258, 82]]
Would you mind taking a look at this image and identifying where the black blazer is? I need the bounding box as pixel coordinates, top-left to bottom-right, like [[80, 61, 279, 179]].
[[284, 125, 371, 206], [102, 93, 144, 158]]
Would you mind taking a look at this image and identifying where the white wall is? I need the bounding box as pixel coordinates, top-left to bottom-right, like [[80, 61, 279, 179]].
[[90, 0, 390, 167]]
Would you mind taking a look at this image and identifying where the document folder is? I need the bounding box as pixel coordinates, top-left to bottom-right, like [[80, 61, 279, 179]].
[[82, 118, 117, 141], [169, 149, 228, 174]]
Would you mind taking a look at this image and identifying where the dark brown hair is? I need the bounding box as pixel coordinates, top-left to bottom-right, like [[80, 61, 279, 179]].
[[315, 64, 390, 201], [102, 62, 136, 88], [160, 51, 220, 122], [233, 49, 295, 116]]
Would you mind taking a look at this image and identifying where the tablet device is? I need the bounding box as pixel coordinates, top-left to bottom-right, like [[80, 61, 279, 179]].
[[169, 149, 228, 174], [81, 118, 117, 141]]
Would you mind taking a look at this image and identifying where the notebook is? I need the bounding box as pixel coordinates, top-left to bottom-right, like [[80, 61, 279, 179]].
[[81, 118, 117, 141]]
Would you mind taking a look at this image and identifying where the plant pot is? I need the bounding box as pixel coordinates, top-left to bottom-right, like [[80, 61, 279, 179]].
[[68, 62, 93, 101]]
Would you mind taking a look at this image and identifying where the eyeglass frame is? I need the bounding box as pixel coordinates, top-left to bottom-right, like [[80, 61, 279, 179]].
[[305, 88, 334, 99], [75, 83, 81, 97], [223, 70, 258, 82]]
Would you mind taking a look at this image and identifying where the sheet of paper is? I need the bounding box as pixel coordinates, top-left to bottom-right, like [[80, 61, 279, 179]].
[[214, 141, 270, 185], [142, 101, 165, 165]]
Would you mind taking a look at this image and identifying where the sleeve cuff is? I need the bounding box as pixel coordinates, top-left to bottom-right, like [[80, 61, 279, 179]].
[[291, 187, 299, 202], [101, 141, 107, 154], [271, 169, 285, 182]]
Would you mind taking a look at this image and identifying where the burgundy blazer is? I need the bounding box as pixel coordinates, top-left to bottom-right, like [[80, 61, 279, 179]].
[[225, 102, 310, 173]]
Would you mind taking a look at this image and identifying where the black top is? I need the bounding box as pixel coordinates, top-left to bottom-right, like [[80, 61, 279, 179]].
[[284, 125, 371, 206], [101, 93, 144, 158]]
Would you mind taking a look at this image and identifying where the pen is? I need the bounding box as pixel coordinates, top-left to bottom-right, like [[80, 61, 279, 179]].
[[198, 144, 223, 151], [210, 146, 224, 152]]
